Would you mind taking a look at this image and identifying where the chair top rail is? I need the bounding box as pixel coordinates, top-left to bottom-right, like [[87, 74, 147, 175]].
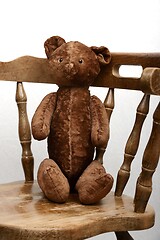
[[0, 52, 160, 95]]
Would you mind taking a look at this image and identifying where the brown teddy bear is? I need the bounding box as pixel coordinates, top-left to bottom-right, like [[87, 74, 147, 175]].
[[31, 36, 113, 204]]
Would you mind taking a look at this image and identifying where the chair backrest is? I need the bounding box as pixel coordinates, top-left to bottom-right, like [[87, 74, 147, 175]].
[[0, 52, 159, 214]]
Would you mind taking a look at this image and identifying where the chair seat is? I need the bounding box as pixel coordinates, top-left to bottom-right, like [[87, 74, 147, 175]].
[[0, 181, 155, 240]]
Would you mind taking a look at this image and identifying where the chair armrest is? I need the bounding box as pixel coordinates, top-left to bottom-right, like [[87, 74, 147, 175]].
[[140, 67, 160, 95]]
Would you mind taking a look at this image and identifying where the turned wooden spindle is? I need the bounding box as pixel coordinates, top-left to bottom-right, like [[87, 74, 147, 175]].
[[95, 89, 115, 164], [115, 94, 150, 196], [16, 82, 34, 182], [104, 88, 115, 121], [134, 102, 160, 213]]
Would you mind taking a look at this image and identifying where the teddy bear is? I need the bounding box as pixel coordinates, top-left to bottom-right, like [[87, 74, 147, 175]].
[[31, 36, 114, 204]]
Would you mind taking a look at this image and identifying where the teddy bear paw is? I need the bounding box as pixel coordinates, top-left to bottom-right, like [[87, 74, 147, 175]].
[[37, 159, 70, 203], [76, 160, 113, 204]]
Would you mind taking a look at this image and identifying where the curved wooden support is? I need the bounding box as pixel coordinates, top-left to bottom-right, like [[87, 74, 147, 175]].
[[104, 88, 115, 121], [115, 231, 134, 240], [115, 94, 150, 196], [134, 102, 160, 213], [16, 82, 34, 182]]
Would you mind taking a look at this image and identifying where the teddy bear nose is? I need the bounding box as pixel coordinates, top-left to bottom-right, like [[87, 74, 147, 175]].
[[66, 62, 76, 75], [69, 62, 74, 69], [66, 62, 74, 70]]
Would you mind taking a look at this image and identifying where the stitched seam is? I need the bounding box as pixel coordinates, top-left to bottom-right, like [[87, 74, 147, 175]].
[[46, 166, 64, 201], [68, 89, 72, 176], [40, 93, 55, 132]]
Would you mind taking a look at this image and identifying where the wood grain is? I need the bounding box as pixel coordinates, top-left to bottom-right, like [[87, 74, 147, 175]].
[[0, 181, 155, 240], [0, 53, 160, 94]]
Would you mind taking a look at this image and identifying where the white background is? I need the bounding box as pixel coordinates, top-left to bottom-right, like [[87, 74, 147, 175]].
[[0, 0, 160, 239]]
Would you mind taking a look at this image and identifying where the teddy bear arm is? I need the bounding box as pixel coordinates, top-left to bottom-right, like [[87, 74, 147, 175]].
[[31, 92, 57, 140], [90, 96, 109, 163]]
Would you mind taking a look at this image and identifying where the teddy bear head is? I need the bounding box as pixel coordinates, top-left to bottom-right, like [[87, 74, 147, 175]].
[[44, 36, 111, 87]]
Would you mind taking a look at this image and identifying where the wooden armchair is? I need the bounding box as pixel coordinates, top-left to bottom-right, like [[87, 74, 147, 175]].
[[0, 52, 159, 240]]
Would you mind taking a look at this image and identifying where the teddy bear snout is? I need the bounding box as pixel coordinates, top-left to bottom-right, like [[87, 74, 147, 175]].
[[65, 62, 77, 75]]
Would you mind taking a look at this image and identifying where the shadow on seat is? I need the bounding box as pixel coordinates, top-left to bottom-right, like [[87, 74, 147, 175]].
[[0, 52, 159, 240]]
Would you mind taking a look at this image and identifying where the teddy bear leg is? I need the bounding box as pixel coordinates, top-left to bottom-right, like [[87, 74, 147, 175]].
[[76, 160, 114, 204], [37, 158, 70, 203]]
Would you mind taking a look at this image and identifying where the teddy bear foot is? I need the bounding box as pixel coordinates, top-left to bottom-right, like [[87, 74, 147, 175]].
[[37, 158, 70, 203], [75, 160, 114, 204]]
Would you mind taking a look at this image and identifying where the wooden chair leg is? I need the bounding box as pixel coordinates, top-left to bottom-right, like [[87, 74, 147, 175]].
[[115, 231, 134, 240]]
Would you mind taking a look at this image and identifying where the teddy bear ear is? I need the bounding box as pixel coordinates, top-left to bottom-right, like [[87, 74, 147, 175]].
[[44, 36, 66, 59], [90, 46, 111, 65]]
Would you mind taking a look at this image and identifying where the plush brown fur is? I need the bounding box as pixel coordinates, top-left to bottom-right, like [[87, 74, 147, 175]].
[[32, 36, 113, 204]]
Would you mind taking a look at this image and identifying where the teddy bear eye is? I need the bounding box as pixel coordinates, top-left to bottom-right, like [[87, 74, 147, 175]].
[[58, 58, 63, 63], [79, 59, 83, 64]]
